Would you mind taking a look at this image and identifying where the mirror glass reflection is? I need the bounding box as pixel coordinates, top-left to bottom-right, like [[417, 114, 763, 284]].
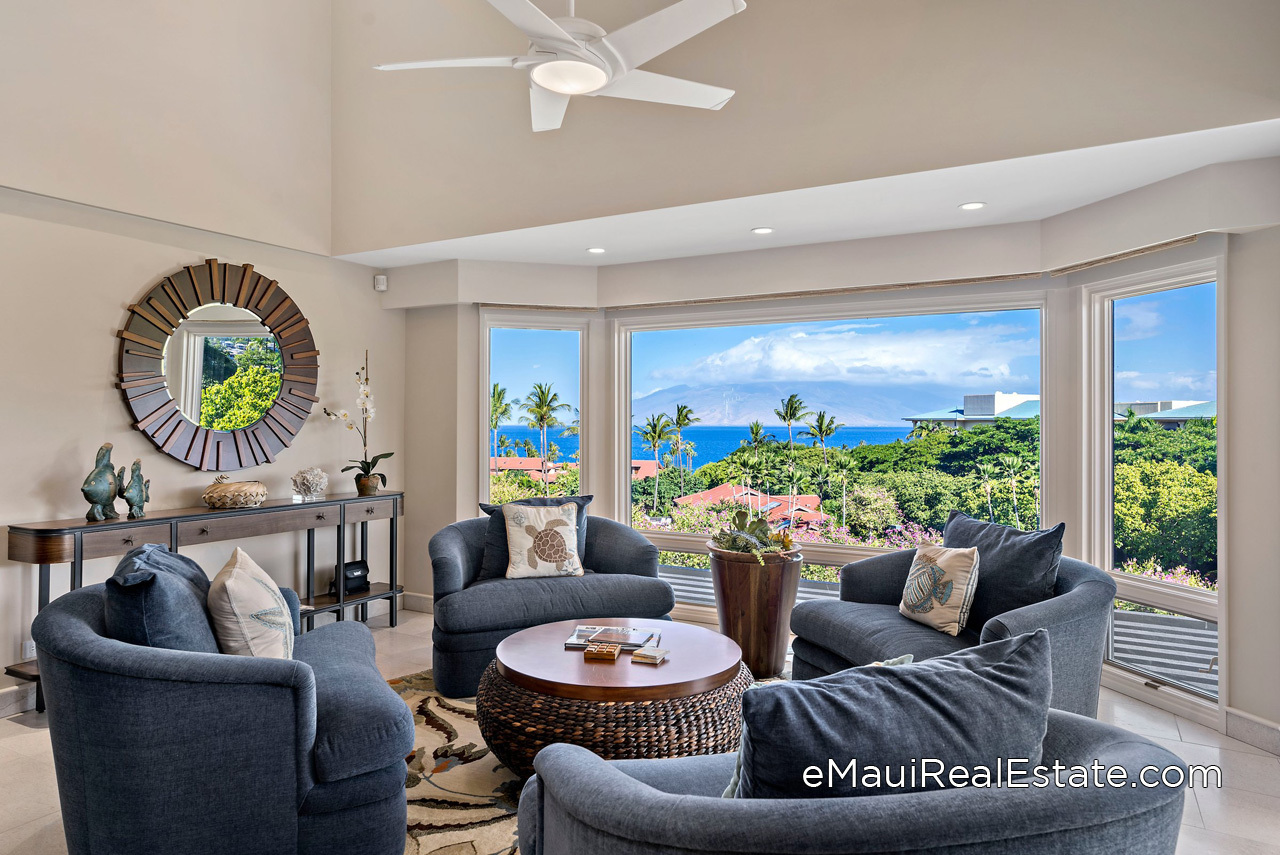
[[163, 304, 282, 430]]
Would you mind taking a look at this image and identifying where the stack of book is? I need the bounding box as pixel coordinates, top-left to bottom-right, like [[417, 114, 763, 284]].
[[564, 625, 661, 651], [631, 647, 669, 665]]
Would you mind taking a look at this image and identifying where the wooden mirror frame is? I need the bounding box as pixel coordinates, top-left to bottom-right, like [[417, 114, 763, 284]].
[[116, 258, 318, 470]]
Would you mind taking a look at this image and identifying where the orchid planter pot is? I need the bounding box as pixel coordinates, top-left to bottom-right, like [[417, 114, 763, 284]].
[[354, 474, 379, 497], [706, 542, 802, 679]]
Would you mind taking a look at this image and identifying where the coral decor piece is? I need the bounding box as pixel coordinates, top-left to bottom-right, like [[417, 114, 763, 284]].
[[81, 443, 121, 522], [290, 466, 329, 502], [325, 350, 393, 496]]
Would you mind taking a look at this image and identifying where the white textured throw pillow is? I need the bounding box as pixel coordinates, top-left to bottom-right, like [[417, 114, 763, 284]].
[[898, 543, 981, 636], [504, 503, 584, 578], [208, 547, 294, 658]]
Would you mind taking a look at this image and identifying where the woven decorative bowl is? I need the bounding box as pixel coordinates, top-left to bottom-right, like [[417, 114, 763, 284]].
[[201, 475, 268, 509]]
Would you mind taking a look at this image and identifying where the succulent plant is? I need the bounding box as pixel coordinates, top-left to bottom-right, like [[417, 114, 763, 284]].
[[711, 509, 795, 564]]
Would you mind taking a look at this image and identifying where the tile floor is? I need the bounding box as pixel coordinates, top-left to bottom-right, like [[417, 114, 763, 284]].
[[0, 608, 1275, 854]]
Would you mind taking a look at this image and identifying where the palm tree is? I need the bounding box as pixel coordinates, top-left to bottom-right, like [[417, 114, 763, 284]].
[[683, 440, 697, 475], [489, 383, 517, 462], [773, 394, 811, 478], [999, 454, 1026, 527], [800, 410, 845, 465], [519, 382, 571, 496], [742, 420, 774, 457], [831, 457, 855, 528], [635, 413, 676, 512], [560, 407, 581, 462], [496, 434, 516, 456], [976, 462, 998, 521], [671, 404, 701, 494]]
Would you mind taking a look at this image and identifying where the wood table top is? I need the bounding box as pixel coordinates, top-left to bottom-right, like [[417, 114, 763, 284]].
[[494, 617, 743, 701]]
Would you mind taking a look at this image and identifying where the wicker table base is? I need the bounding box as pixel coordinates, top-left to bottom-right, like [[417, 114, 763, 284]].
[[476, 660, 753, 778]]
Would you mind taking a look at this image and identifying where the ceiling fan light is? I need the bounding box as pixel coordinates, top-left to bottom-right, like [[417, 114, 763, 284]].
[[531, 60, 608, 95]]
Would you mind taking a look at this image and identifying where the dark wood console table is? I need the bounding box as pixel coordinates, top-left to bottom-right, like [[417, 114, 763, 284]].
[[6, 491, 403, 711]]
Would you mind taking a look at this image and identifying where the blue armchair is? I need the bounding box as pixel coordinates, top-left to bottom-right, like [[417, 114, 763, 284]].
[[517, 710, 1186, 855], [429, 515, 675, 697], [790, 550, 1117, 716], [32, 584, 414, 855]]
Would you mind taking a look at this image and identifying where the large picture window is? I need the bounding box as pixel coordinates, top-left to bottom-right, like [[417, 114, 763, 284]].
[[628, 308, 1042, 582], [488, 327, 582, 502]]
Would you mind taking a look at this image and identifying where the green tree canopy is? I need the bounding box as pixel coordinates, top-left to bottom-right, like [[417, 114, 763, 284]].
[[199, 364, 281, 430]]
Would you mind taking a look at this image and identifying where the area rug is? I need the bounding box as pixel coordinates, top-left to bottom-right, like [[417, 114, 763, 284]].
[[389, 670, 521, 855]]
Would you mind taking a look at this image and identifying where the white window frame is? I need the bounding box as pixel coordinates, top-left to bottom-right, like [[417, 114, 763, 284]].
[[164, 320, 278, 422], [478, 309, 593, 504], [612, 285, 1050, 568], [1080, 254, 1226, 711]]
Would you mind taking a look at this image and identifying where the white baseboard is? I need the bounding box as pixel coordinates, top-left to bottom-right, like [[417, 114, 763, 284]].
[[1225, 707, 1280, 755], [1101, 664, 1219, 727], [0, 682, 35, 718], [401, 591, 432, 613]]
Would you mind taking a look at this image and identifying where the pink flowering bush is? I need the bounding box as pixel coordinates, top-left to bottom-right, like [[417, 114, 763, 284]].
[[1117, 558, 1216, 592]]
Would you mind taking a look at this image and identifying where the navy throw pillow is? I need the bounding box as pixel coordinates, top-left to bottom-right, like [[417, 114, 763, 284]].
[[104, 544, 220, 653], [477, 496, 593, 582], [733, 631, 1052, 799], [943, 510, 1065, 630]]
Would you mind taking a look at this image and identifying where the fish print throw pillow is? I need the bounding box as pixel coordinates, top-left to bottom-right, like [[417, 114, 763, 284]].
[[899, 543, 980, 636]]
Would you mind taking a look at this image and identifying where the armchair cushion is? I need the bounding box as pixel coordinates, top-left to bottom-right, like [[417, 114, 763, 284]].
[[478, 496, 594, 581], [790, 600, 979, 665], [293, 622, 414, 783], [733, 631, 1052, 799], [207, 547, 295, 659], [943, 511, 1065, 630], [434, 572, 675, 635], [103, 544, 219, 653]]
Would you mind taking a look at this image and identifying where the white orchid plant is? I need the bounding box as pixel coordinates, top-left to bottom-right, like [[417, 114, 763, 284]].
[[324, 350, 393, 487]]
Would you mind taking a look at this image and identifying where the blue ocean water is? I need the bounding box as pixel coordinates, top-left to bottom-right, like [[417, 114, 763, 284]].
[[491, 424, 910, 465]]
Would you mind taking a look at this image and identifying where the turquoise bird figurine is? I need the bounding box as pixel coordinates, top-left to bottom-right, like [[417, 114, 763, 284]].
[[81, 443, 121, 522], [118, 458, 150, 520]]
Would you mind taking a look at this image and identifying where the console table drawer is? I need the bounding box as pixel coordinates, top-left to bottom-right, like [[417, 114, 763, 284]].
[[347, 499, 394, 522], [82, 524, 170, 559], [177, 506, 339, 545]]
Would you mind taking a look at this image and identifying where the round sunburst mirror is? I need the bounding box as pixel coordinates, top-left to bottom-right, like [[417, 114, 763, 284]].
[[116, 259, 318, 470]]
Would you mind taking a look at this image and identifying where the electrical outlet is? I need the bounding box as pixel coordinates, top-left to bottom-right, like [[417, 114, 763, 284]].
[[19, 640, 35, 660]]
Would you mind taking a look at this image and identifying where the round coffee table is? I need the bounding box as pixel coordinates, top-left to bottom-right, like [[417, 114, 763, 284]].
[[476, 617, 751, 778]]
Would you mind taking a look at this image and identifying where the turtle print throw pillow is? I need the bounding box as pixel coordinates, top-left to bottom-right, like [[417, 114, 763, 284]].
[[503, 503, 585, 578], [898, 543, 980, 636]]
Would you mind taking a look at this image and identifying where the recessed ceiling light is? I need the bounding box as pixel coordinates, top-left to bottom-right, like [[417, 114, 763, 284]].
[[959, 201, 986, 210], [586, 247, 606, 254], [750, 227, 775, 235]]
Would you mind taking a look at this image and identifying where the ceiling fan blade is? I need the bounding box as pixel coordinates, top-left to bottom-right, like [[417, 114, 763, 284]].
[[530, 84, 570, 132], [593, 70, 734, 110], [602, 0, 746, 70], [374, 56, 530, 71], [486, 0, 585, 56]]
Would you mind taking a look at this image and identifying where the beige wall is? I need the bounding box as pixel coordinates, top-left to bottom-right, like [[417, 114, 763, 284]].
[[1224, 227, 1280, 725], [402, 304, 479, 595], [332, 0, 1280, 254], [0, 1, 333, 255], [0, 191, 404, 693]]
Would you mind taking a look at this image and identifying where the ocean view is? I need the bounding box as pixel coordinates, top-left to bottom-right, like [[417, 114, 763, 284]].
[[492, 424, 911, 464]]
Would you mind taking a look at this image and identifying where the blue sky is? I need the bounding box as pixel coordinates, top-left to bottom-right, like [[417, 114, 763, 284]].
[[1113, 281, 1216, 404], [490, 328, 581, 418]]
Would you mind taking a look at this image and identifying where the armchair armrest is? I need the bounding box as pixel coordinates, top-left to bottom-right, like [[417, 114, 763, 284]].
[[280, 587, 302, 636], [838, 549, 915, 605], [583, 517, 659, 577], [428, 517, 488, 599]]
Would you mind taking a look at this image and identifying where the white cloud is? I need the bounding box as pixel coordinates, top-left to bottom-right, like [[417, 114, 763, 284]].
[[1115, 369, 1217, 397], [653, 323, 1038, 389], [1114, 303, 1162, 341]]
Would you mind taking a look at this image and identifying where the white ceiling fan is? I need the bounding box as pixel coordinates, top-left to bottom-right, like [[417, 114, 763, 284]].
[[374, 0, 747, 131]]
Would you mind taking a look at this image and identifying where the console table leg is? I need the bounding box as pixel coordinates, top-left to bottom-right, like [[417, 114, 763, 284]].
[[35, 681, 44, 714], [37, 564, 50, 612], [335, 522, 345, 621], [389, 508, 399, 628]]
